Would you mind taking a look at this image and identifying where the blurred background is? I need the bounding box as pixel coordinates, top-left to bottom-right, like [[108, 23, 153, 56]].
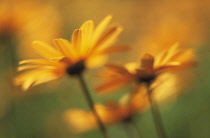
[[0, 0, 209, 138]]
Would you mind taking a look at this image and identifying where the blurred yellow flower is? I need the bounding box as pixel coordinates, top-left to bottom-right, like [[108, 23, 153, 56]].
[[15, 15, 125, 91], [0, 0, 61, 58], [64, 88, 148, 133], [0, 1, 21, 35], [96, 43, 196, 93]]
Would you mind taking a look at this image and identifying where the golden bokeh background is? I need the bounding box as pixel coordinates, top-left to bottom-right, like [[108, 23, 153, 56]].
[[0, 0, 209, 138]]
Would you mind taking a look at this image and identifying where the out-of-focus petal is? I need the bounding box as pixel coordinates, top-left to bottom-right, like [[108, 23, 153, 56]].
[[85, 55, 107, 68], [169, 48, 196, 64], [92, 15, 112, 47], [54, 39, 78, 60], [151, 73, 178, 103], [93, 26, 123, 52], [80, 20, 94, 55], [71, 29, 83, 51], [105, 64, 131, 75], [32, 41, 61, 59], [96, 76, 134, 93], [19, 59, 57, 66], [64, 103, 130, 133], [15, 69, 59, 91], [17, 65, 55, 71], [64, 109, 97, 133], [157, 42, 179, 66]]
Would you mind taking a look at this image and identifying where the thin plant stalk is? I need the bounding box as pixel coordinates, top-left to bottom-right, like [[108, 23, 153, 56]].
[[146, 86, 167, 138], [77, 74, 108, 138], [127, 89, 142, 138], [129, 118, 142, 138], [122, 122, 135, 138], [123, 89, 142, 138], [1, 36, 18, 138]]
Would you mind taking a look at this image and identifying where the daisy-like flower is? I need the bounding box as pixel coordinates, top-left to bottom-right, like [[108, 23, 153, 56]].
[[64, 88, 149, 133], [15, 15, 125, 91], [96, 43, 196, 93], [96, 43, 196, 138]]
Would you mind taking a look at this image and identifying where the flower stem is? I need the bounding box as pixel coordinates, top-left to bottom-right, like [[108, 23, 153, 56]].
[[130, 118, 142, 138], [122, 122, 135, 138], [146, 86, 167, 138], [1, 36, 18, 138], [77, 74, 108, 138]]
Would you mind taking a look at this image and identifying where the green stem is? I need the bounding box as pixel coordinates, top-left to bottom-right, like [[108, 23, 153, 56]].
[[129, 118, 142, 138], [122, 122, 135, 138], [146, 86, 167, 138], [1, 36, 18, 138], [77, 74, 108, 138], [125, 88, 142, 138]]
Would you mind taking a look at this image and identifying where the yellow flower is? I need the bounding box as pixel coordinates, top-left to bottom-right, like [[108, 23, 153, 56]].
[[0, 0, 61, 58], [96, 43, 196, 93], [64, 89, 148, 133], [15, 15, 125, 91], [64, 72, 178, 133]]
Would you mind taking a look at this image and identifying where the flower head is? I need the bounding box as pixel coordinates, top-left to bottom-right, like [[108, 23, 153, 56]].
[[64, 73, 177, 134], [15, 16, 125, 90], [96, 43, 196, 93], [64, 88, 148, 133]]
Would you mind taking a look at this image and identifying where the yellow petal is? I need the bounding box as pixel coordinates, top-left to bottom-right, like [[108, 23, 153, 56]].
[[93, 26, 123, 52], [64, 109, 97, 133], [157, 42, 179, 66], [95, 69, 122, 79], [19, 59, 57, 66], [85, 55, 107, 68], [71, 29, 83, 53], [130, 86, 149, 112], [64, 104, 127, 133], [17, 65, 55, 71], [80, 20, 94, 55], [53, 39, 78, 60], [31, 73, 59, 87], [15, 70, 44, 90], [92, 15, 112, 47], [151, 73, 178, 103], [169, 48, 195, 63], [156, 49, 196, 73], [96, 76, 134, 93], [156, 62, 195, 73], [124, 62, 139, 74], [22, 78, 35, 91], [15, 69, 59, 91], [32, 41, 61, 59], [80, 20, 94, 38], [105, 64, 131, 75]]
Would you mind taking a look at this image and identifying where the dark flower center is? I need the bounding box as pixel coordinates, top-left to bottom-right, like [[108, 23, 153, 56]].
[[123, 116, 132, 123], [136, 69, 156, 85], [137, 74, 156, 84], [66, 60, 85, 76]]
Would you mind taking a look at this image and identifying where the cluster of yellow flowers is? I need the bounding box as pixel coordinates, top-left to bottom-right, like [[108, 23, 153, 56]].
[[14, 15, 196, 137]]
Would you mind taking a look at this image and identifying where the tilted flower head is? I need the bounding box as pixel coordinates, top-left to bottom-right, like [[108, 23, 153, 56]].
[[96, 43, 196, 93], [64, 88, 149, 133], [15, 15, 125, 90]]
